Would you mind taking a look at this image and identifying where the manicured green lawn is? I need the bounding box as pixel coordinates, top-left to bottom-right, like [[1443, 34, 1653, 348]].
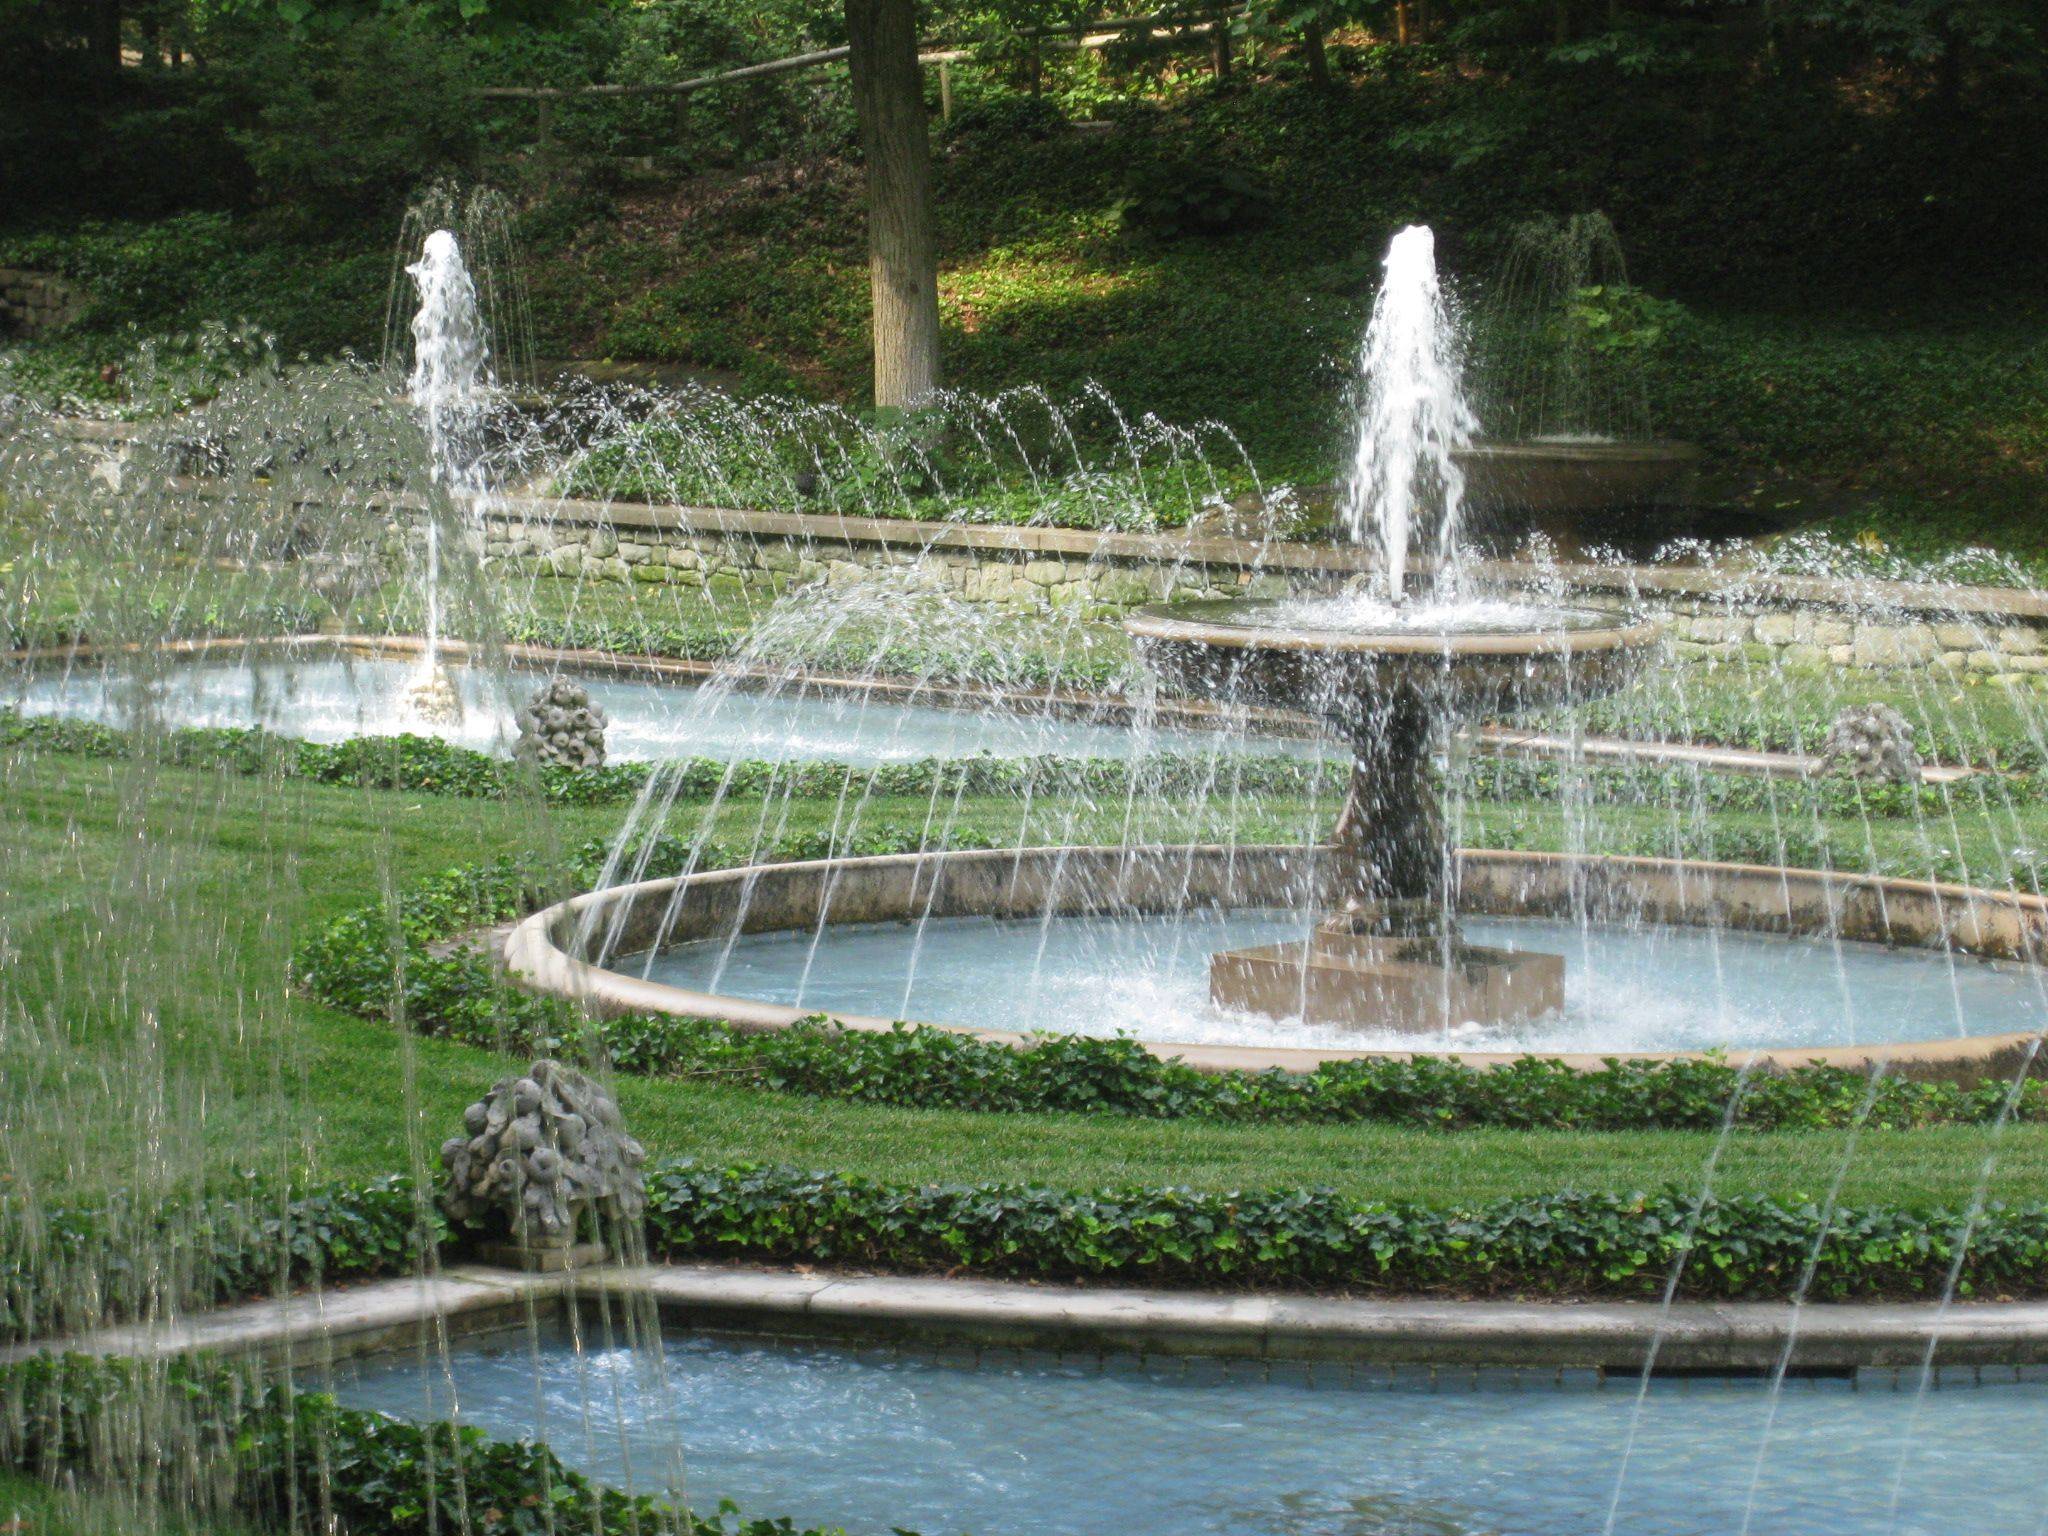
[[0, 1472, 249, 1536], [6, 744, 2047, 1217]]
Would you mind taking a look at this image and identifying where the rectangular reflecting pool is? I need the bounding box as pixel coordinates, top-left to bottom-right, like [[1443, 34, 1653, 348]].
[[7, 653, 1317, 765], [330, 1325, 2048, 1536]]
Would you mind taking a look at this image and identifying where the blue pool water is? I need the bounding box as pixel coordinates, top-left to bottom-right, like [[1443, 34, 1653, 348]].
[[637, 907, 2048, 1053], [6, 655, 1307, 765], [332, 1327, 2048, 1536]]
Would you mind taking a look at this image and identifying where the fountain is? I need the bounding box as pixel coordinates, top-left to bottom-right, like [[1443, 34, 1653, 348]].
[[1125, 225, 1659, 1032], [1461, 212, 1702, 533], [401, 226, 493, 723], [14, 184, 2048, 1536]]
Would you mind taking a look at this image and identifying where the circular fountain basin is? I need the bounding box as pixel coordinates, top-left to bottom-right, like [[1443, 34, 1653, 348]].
[[1125, 600, 1659, 722], [503, 845, 2048, 1074], [6, 638, 1319, 766], [1455, 439, 1704, 514]]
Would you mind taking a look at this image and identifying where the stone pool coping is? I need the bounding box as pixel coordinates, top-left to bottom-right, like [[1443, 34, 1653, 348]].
[[10, 1260, 2048, 1375], [0, 631, 1976, 784], [503, 844, 2047, 1078]]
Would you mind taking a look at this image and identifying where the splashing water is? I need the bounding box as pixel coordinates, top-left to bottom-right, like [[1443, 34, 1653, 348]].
[[1337, 225, 1478, 604], [403, 228, 493, 714]]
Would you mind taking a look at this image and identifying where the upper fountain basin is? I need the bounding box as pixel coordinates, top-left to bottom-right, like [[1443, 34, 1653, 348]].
[[1125, 597, 1660, 723]]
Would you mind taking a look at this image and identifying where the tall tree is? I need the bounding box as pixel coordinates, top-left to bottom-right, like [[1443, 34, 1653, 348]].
[[846, 0, 941, 408]]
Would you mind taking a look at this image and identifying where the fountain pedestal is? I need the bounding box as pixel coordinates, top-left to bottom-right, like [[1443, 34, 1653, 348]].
[[1126, 598, 1657, 1034], [1209, 683, 1564, 1032], [1210, 928, 1564, 1033]]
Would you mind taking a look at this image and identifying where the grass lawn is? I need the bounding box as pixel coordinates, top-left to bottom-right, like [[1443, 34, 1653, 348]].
[[5, 743, 2047, 1218], [0, 1473, 249, 1536]]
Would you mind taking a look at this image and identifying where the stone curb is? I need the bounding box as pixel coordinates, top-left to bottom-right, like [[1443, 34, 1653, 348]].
[[12, 1262, 2048, 1374]]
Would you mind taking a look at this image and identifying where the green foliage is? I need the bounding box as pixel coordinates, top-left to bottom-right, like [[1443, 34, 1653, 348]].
[[1463, 754, 2044, 817], [0, 710, 1337, 810], [224, 19, 482, 227], [941, 93, 1066, 143], [1570, 674, 2048, 773], [1560, 282, 1688, 355], [1113, 160, 1279, 238], [10, 703, 2026, 831], [0, 214, 387, 393], [556, 399, 1237, 531], [647, 1159, 2048, 1298], [1, 1176, 434, 1344]]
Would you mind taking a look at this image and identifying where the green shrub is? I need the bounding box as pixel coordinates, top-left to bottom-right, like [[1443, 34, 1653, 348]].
[[0, 710, 1338, 809], [1, 1176, 434, 1345], [943, 94, 1066, 144], [647, 1159, 2048, 1299], [226, 19, 481, 228], [1114, 160, 1278, 238]]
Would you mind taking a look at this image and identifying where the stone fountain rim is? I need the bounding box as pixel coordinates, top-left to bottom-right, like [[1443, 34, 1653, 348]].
[[1456, 438, 1705, 465], [1124, 603, 1663, 659], [501, 844, 2046, 1078]]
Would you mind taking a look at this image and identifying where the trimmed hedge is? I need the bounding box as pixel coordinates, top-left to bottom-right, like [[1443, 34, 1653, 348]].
[[10, 707, 2023, 822], [0, 1353, 831, 1536], [649, 1160, 2047, 1301], [297, 856, 2048, 1134], [1, 1175, 436, 1345], [0, 708, 1339, 808], [14, 1157, 2048, 1358]]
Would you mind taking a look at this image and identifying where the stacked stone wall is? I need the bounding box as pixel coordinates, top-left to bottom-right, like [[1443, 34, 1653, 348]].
[[465, 503, 2048, 680], [0, 269, 88, 336]]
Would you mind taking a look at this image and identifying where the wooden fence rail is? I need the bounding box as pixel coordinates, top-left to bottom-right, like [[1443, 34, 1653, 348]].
[[475, 8, 1239, 104]]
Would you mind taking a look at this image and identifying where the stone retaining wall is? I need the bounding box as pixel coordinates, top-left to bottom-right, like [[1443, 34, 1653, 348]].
[[0, 268, 88, 336], [482, 513, 1295, 612], [479, 497, 2048, 679], [1637, 594, 2048, 678]]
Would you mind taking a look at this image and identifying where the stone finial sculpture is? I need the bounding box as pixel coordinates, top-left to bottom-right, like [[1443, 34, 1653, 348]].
[[1820, 702, 1921, 785], [441, 1060, 646, 1263], [514, 678, 608, 769]]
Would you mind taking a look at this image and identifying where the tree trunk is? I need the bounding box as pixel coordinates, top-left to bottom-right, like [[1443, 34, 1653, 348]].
[[1394, 0, 1410, 45], [846, 0, 942, 408], [1212, 23, 1233, 79], [1553, 0, 1571, 45], [1303, 18, 1332, 88]]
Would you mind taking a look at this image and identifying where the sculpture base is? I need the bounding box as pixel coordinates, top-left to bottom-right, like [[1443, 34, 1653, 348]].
[[1210, 931, 1564, 1033], [476, 1239, 610, 1273]]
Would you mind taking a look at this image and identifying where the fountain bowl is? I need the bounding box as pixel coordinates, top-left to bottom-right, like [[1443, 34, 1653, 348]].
[[1123, 599, 1661, 725], [1455, 439, 1703, 513]]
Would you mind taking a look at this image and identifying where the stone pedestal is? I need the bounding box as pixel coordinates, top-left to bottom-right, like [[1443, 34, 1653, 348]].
[[1210, 928, 1563, 1033], [476, 1239, 610, 1273]]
